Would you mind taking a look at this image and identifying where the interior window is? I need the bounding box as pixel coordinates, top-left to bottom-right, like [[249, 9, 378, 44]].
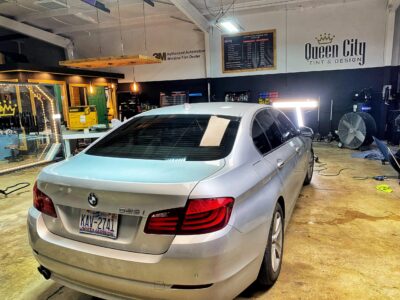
[[252, 120, 271, 154], [269, 109, 298, 141], [256, 110, 284, 149], [70, 86, 87, 106]]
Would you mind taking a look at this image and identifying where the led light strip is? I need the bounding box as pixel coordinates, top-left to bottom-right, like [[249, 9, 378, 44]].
[[0, 83, 62, 174], [272, 100, 319, 108], [35, 86, 60, 143], [1, 83, 60, 143], [27, 86, 50, 136], [272, 99, 319, 127]]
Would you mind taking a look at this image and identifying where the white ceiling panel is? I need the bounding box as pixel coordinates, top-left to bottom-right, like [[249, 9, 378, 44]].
[[0, 0, 365, 38]]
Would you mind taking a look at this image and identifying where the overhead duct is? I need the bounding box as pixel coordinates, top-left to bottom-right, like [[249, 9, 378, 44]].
[[34, 0, 69, 9]]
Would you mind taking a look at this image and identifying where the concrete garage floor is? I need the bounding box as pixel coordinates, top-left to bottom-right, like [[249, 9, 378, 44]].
[[1, 143, 399, 300]]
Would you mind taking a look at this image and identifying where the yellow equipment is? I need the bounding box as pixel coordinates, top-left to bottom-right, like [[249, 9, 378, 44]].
[[68, 106, 98, 130]]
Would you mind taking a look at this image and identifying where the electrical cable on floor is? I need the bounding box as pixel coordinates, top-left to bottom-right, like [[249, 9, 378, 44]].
[[314, 162, 327, 172], [0, 182, 30, 197], [318, 168, 353, 177], [315, 155, 398, 182], [313, 155, 352, 177], [353, 175, 398, 181]]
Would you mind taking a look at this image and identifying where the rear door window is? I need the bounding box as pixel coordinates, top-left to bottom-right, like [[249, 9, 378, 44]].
[[256, 110, 284, 149], [269, 109, 298, 141], [86, 114, 240, 161], [252, 119, 271, 154]]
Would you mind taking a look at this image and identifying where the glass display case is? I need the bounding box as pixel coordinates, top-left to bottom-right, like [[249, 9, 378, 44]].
[[0, 82, 61, 174]]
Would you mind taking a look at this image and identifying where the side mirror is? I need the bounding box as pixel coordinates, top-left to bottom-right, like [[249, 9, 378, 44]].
[[299, 126, 314, 139]]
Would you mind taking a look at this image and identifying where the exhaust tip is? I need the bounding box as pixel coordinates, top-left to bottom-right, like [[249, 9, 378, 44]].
[[37, 265, 51, 280]]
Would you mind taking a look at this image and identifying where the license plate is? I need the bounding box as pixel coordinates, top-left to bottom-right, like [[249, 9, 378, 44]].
[[79, 210, 118, 239]]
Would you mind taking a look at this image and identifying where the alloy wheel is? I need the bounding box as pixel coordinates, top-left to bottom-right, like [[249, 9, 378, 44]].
[[271, 211, 283, 272], [308, 153, 314, 179]]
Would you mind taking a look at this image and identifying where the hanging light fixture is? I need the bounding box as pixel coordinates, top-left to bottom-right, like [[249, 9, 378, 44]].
[[89, 82, 94, 94], [130, 67, 139, 93], [215, 1, 243, 34], [131, 82, 139, 93]]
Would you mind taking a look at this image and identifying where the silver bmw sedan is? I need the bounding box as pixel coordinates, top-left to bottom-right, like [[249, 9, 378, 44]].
[[28, 102, 314, 300]]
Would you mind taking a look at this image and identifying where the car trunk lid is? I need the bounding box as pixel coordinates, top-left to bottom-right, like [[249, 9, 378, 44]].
[[37, 154, 225, 255]]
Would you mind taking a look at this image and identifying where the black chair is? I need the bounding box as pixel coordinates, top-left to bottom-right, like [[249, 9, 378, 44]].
[[373, 136, 400, 178]]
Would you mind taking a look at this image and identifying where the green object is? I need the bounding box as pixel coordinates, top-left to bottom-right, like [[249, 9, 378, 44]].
[[53, 85, 63, 122], [376, 184, 393, 193], [87, 86, 108, 125]]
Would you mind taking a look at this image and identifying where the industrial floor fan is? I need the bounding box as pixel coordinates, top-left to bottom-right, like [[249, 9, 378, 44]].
[[338, 112, 377, 149]]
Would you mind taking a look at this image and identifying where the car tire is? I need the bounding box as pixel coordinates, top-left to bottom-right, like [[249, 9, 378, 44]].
[[303, 148, 314, 185], [256, 202, 284, 288]]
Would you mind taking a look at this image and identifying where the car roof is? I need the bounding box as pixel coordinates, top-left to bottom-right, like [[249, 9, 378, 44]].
[[139, 102, 270, 118]]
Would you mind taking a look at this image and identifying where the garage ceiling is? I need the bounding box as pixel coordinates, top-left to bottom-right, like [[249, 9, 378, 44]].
[[0, 0, 364, 38]]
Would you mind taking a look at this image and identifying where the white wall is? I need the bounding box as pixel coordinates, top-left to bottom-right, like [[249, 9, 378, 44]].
[[287, 0, 386, 72], [392, 7, 400, 66], [72, 21, 206, 82], [70, 0, 392, 82], [210, 0, 387, 78], [209, 10, 287, 77]]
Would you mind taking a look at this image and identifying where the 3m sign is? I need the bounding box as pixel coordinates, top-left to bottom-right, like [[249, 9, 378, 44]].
[[153, 52, 167, 61]]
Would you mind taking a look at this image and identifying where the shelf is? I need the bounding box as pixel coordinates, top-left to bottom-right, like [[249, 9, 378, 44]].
[[59, 55, 161, 69]]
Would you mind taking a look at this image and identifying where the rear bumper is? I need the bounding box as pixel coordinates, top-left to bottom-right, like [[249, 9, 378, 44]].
[[28, 207, 264, 300]]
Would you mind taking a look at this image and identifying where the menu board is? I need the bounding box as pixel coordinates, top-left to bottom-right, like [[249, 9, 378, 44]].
[[222, 30, 276, 73]]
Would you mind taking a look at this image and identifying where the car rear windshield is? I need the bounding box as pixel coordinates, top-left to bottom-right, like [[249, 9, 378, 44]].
[[86, 114, 240, 161]]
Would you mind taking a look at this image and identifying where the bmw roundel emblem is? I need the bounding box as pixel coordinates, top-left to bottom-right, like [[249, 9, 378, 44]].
[[88, 193, 98, 207]]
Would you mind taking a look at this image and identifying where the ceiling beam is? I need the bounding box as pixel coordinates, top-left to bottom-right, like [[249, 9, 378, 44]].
[[170, 0, 209, 32], [198, 0, 362, 16], [198, 0, 307, 15], [0, 15, 71, 48]]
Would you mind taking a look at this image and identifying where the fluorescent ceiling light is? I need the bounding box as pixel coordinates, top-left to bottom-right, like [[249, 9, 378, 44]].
[[218, 20, 240, 34]]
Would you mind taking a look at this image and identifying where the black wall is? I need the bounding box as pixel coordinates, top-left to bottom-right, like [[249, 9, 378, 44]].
[[119, 66, 400, 139], [211, 66, 399, 138], [0, 36, 66, 67], [119, 78, 209, 106]]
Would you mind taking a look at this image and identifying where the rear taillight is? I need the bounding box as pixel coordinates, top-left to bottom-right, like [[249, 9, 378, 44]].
[[33, 181, 57, 218], [144, 197, 234, 235]]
